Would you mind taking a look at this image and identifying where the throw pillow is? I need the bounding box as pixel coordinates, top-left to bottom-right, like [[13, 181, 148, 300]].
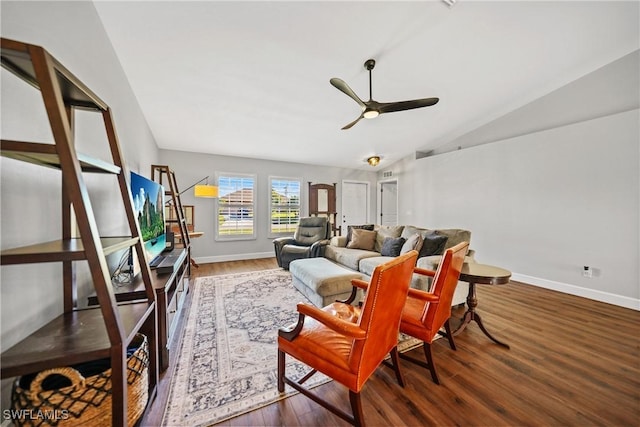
[[346, 228, 377, 251], [374, 225, 405, 253], [419, 232, 448, 257], [380, 237, 406, 257], [401, 233, 424, 255], [346, 224, 374, 244]]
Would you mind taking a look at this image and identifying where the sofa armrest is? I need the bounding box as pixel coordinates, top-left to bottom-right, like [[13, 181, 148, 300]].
[[417, 249, 476, 270], [309, 239, 330, 257], [330, 236, 347, 247], [466, 249, 476, 262]]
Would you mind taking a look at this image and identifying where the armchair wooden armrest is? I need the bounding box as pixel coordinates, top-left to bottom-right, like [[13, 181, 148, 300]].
[[279, 303, 367, 342], [351, 278, 369, 290], [414, 267, 436, 277], [407, 288, 439, 302], [337, 278, 369, 305]]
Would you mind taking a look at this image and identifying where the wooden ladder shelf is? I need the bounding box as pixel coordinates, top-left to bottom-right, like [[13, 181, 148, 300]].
[[151, 165, 191, 250], [0, 38, 158, 426]]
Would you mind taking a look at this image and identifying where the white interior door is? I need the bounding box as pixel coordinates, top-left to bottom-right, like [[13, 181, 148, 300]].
[[379, 180, 398, 225], [341, 181, 369, 233]]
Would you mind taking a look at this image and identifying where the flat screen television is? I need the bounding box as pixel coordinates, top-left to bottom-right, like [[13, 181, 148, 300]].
[[130, 171, 166, 264]]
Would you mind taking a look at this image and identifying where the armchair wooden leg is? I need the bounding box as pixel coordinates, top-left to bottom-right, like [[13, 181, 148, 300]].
[[277, 349, 285, 392], [349, 390, 365, 427], [444, 319, 457, 351], [422, 342, 440, 385], [388, 346, 405, 387], [282, 372, 363, 426]]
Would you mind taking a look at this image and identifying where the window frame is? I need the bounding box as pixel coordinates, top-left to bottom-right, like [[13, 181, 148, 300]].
[[269, 176, 302, 237], [215, 172, 257, 241]]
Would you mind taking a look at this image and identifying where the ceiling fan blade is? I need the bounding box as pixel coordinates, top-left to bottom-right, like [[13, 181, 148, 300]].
[[378, 97, 439, 114], [330, 78, 365, 107], [341, 114, 364, 130]]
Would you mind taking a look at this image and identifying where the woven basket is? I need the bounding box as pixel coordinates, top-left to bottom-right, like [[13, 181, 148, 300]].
[[10, 333, 149, 427]]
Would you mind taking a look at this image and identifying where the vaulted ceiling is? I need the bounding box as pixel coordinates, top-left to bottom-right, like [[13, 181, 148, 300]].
[[94, 1, 639, 169]]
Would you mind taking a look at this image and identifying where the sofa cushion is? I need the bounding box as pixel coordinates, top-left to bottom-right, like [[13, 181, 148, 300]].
[[380, 237, 406, 257], [359, 256, 431, 292], [324, 245, 380, 271], [347, 228, 377, 250], [419, 232, 448, 257], [346, 224, 375, 245], [359, 256, 395, 277], [434, 229, 472, 249], [374, 225, 404, 252], [401, 225, 430, 240], [400, 233, 423, 255]]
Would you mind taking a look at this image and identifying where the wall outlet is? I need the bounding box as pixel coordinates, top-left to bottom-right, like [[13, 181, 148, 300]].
[[583, 266, 593, 278]]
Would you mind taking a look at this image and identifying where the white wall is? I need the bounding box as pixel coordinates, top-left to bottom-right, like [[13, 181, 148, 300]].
[[0, 2, 160, 407], [159, 149, 378, 263], [387, 109, 639, 309]]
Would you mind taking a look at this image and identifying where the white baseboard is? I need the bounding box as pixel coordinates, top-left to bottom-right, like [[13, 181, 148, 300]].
[[194, 251, 274, 264], [511, 273, 640, 311]]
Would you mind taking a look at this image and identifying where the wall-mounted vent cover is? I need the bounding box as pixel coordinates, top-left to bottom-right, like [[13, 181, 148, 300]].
[[382, 170, 393, 178]]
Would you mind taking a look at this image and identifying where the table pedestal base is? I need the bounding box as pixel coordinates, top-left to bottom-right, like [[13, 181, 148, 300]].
[[452, 282, 510, 349]]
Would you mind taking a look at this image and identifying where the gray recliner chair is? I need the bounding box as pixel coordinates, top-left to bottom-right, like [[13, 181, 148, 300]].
[[273, 217, 331, 270]]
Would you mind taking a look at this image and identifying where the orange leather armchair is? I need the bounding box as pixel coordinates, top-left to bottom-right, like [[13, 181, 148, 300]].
[[399, 241, 469, 385], [277, 250, 418, 427]]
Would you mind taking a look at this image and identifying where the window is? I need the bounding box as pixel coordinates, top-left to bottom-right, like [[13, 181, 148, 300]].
[[270, 177, 301, 235], [216, 173, 256, 240]]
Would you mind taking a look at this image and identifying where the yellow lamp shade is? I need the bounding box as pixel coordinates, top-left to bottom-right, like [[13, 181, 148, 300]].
[[194, 184, 218, 198]]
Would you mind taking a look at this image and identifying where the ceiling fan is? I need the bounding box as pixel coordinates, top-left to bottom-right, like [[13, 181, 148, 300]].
[[330, 59, 439, 130]]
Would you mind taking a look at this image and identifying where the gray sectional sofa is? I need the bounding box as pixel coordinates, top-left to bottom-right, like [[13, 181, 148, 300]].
[[323, 225, 475, 306]]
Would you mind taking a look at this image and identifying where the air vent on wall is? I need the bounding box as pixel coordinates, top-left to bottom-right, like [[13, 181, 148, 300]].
[[382, 170, 393, 178]]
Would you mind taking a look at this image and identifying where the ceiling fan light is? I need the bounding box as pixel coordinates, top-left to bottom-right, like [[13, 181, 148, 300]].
[[363, 109, 379, 119]]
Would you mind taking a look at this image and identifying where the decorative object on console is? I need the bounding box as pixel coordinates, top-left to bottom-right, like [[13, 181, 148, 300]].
[[330, 58, 439, 130]]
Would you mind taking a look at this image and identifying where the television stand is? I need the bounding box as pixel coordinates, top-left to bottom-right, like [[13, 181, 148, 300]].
[[88, 247, 190, 371]]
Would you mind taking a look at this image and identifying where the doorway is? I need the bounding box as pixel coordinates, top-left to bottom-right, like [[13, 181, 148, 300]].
[[341, 180, 370, 232], [378, 180, 398, 226]]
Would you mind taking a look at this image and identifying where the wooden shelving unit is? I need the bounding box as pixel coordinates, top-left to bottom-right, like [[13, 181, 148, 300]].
[[309, 182, 341, 236], [1, 38, 158, 426], [151, 165, 192, 369], [151, 165, 191, 250]]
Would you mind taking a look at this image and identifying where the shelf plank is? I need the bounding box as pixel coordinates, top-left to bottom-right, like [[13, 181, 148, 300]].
[[1, 38, 108, 111], [1, 301, 155, 379], [1, 140, 120, 174], [1, 237, 139, 265]]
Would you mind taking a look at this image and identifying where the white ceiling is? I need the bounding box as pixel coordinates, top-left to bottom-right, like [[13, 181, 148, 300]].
[[94, 1, 639, 170]]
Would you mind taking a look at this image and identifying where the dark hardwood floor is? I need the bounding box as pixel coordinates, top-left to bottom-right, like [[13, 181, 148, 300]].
[[142, 258, 640, 426]]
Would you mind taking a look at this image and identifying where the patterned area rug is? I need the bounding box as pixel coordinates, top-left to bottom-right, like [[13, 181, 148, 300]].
[[162, 269, 422, 426]]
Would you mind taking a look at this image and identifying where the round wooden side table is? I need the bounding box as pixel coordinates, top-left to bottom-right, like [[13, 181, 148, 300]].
[[452, 263, 511, 348]]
